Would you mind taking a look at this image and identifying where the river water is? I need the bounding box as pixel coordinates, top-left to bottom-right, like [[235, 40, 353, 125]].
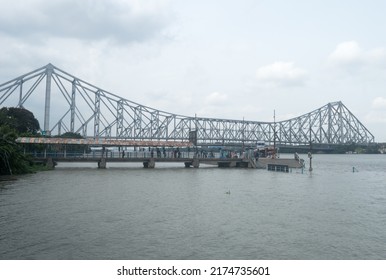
[[1, 154, 385, 260]]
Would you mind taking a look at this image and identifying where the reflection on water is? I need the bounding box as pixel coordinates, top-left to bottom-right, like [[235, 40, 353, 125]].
[[1, 154, 386, 259]]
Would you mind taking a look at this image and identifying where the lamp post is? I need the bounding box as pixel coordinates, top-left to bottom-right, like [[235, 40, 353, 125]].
[[308, 129, 313, 172], [273, 110, 276, 158]]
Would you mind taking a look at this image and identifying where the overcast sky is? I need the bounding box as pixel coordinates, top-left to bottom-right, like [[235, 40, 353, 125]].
[[1, 0, 386, 141]]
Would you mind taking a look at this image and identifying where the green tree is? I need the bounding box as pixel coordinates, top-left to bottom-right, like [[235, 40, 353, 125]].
[[0, 107, 41, 175], [0, 125, 32, 175], [0, 107, 40, 135], [59, 132, 83, 139]]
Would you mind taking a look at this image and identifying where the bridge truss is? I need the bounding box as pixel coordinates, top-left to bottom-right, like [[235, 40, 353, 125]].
[[0, 64, 375, 146]]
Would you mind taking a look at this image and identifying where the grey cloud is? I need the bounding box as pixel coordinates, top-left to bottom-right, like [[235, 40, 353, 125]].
[[0, 0, 173, 43]]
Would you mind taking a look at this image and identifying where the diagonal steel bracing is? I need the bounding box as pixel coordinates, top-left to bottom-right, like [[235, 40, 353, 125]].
[[0, 64, 375, 145]]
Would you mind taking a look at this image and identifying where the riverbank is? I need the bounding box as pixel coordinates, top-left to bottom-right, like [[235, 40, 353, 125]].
[[0, 163, 52, 178]]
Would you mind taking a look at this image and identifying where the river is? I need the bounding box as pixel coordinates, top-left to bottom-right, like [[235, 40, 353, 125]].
[[1, 154, 385, 259]]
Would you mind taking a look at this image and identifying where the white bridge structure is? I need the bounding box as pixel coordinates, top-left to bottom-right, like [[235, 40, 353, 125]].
[[0, 63, 375, 146]]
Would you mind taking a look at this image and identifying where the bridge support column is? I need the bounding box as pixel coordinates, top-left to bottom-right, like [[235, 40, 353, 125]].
[[46, 157, 55, 169], [193, 158, 200, 168], [143, 159, 155, 168], [98, 158, 106, 169]]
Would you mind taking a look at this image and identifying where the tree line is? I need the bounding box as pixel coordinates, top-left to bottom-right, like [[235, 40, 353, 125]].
[[0, 107, 42, 175]]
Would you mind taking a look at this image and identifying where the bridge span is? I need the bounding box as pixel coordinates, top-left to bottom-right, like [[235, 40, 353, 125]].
[[1, 63, 375, 146]]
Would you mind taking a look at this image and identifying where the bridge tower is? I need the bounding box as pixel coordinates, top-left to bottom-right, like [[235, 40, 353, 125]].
[[44, 64, 53, 135]]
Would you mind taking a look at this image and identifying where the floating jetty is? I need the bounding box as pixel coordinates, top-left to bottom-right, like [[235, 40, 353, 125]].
[[18, 137, 305, 172], [35, 155, 304, 172]]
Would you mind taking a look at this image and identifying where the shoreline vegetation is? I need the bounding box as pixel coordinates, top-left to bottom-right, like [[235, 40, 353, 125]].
[[1, 107, 42, 176]]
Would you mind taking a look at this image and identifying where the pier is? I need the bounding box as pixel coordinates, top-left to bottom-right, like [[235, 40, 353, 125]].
[[18, 137, 261, 169], [18, 137, 305, 171], [33, 153, 304, 171], [36, 155, 259, 169]]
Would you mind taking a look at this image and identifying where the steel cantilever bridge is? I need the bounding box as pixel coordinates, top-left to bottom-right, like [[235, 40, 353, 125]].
[[0, 63, 375, 146]]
